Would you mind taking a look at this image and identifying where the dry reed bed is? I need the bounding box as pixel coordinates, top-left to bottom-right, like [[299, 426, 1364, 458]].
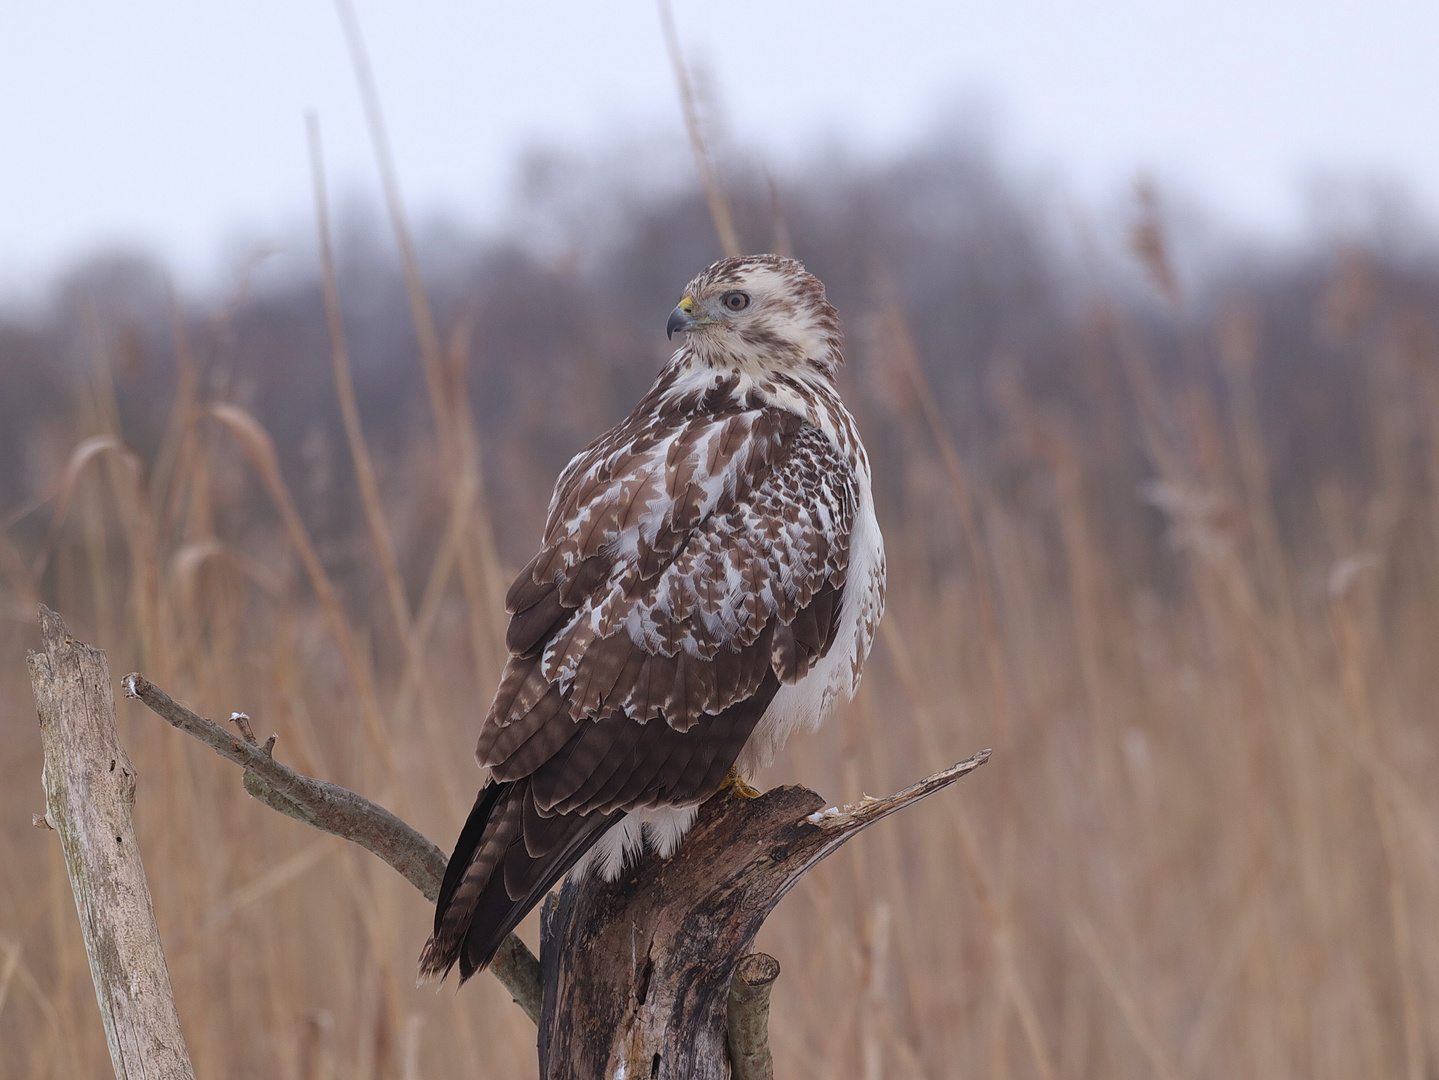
[[2, 217, 1438, 1080]]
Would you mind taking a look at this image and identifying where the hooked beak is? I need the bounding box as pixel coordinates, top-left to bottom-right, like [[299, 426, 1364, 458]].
[[667, 296, 697, 340], [666, 305, 695, 340]]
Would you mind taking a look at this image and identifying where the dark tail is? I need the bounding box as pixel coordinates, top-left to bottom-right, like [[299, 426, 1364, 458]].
[[419, 778, 617, 983]]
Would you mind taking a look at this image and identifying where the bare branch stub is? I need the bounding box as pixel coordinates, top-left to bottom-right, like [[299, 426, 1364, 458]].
[[727, 953, 781, 1080], [539, 750, 991, 1080]]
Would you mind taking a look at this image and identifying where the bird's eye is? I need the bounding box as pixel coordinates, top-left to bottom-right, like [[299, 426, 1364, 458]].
[[722, 291, 750, 311]]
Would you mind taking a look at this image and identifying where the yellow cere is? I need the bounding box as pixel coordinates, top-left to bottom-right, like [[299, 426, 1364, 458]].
[[678, 295, 695, 313]]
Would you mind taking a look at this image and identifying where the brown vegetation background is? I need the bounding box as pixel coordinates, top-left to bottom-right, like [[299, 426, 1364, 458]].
[[2, 129, 1438, 1079]]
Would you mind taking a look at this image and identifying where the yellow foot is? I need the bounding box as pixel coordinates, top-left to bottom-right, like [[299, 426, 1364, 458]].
[[720, 768, 763, 800]]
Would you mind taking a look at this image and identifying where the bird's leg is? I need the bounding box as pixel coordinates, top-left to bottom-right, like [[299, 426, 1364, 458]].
[[720, 767, 762, 800]]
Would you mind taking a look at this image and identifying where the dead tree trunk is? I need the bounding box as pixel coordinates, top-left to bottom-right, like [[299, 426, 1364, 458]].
[[27, 607, 196, 1080], [35, 608, 990, 1080]]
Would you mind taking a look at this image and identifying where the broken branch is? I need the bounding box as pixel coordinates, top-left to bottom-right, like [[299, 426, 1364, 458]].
[[120, 670, 544, 1023]]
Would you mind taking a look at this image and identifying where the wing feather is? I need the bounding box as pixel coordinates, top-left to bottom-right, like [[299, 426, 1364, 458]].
[[505, 588, 566, 656]]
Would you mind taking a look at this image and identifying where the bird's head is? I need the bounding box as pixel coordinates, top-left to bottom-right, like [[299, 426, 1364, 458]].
[[666, 254, 843, 381]]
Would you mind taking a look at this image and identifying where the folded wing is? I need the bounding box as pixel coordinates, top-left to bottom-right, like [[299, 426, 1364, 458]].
[[421, 398, 857, 981]]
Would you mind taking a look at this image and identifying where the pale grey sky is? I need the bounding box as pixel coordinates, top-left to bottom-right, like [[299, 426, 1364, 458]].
[[2, 0, 1435, 293]]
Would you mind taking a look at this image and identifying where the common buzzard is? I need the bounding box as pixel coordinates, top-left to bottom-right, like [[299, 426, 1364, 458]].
[[420, 254, 886, 982]]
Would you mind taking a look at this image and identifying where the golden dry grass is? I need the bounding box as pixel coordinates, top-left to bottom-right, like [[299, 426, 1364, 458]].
[[2, 145, 1438, 1080]]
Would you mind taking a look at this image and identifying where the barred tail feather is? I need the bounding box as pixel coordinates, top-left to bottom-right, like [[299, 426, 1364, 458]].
[[419, 779, 618, 983]]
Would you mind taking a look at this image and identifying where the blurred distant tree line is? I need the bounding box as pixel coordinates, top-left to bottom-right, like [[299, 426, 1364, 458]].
[[3, 128, 1436, 607]]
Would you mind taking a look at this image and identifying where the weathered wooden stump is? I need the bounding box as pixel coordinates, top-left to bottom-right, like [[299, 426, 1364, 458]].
[[539, 760, 989, 1080]]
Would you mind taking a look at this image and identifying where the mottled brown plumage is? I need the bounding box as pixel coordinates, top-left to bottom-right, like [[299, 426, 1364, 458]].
[[420, 255, 885, 983]]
